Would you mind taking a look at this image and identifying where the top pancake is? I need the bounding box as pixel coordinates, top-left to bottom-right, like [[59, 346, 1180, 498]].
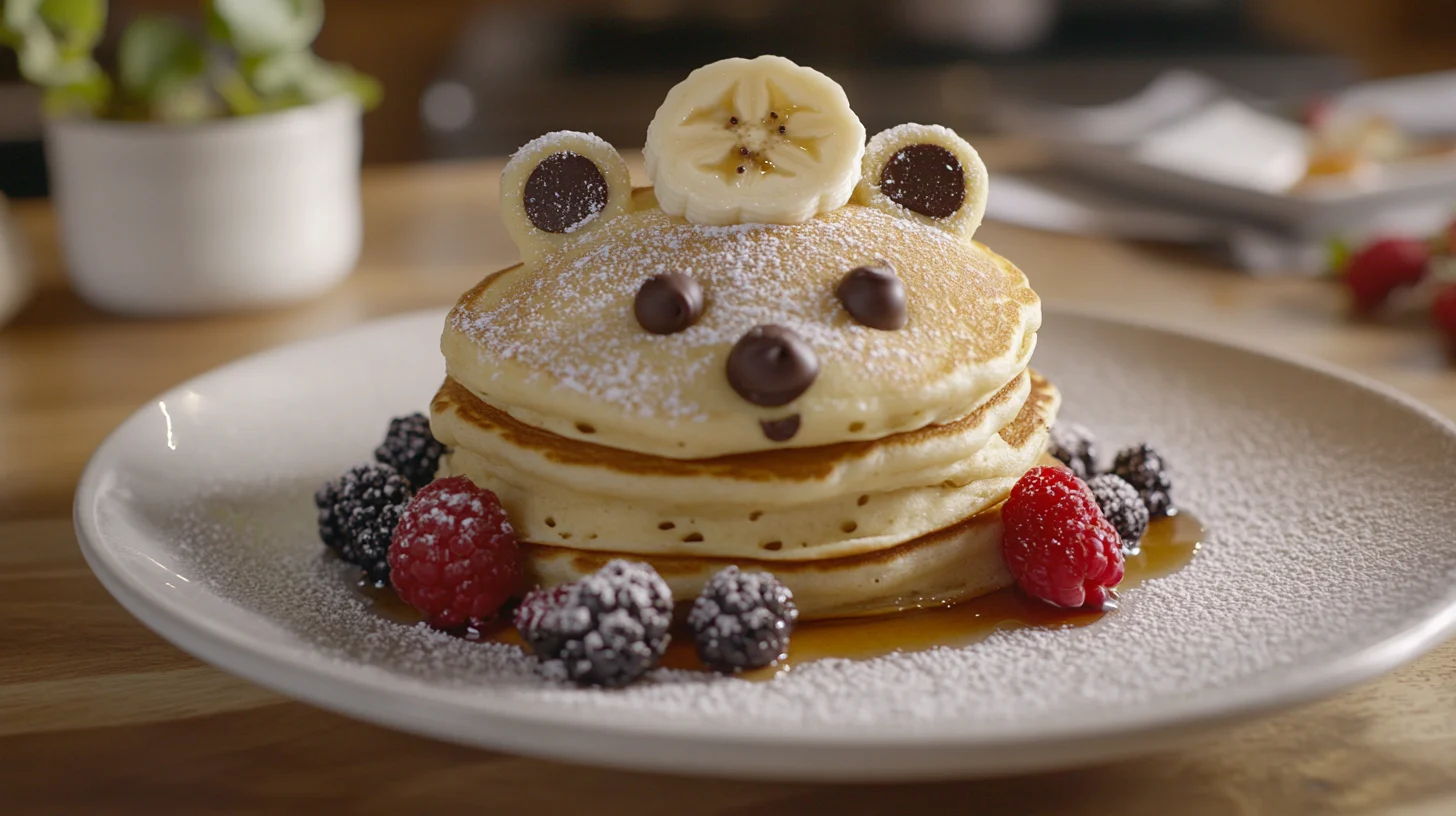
[[444, 188, 1040, 459]]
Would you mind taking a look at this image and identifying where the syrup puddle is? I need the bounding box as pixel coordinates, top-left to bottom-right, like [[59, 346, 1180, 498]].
[[354, 513, 1204, 679]]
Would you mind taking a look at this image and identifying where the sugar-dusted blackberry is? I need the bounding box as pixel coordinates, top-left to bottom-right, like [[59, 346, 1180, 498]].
[[314, 463, 411, 585], [374, 413, 446, 490], [1111, 443, 1174, 518], [1086, 473, 1150, 554], [1048, 422, 1098, 480], [523, 561, 673, 688], [513, 584, 574, 657], [688, 566, 799, 673]]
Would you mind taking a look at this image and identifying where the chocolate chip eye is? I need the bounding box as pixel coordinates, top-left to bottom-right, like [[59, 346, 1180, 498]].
[[523, 152, 608, 233], [880, 144, 965, 219], [836, 264, 907, 330], [634, 273, 704, 335]]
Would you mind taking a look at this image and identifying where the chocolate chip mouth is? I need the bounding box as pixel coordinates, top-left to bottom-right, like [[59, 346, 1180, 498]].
[[759, 415, 801, 442]]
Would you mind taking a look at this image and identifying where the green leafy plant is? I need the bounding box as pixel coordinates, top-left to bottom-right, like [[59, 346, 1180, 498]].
[[0, 0, 380, 120]]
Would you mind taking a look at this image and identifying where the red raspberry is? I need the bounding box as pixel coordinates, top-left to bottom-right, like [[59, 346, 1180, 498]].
[[1301, 96, 1333, 130], [1345, 237, 1429, 313], [1433, 284, 1456, 344], [1001, 466, 1125, 609], [388, 476, 522, 629]]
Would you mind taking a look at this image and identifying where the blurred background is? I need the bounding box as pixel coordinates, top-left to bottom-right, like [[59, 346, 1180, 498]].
[[2, 0, 1453, 192]]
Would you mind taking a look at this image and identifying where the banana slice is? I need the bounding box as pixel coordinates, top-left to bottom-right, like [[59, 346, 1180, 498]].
[[501, 131, 633, 262], [644, 55, 866, 226], [855, 124, 988, 241]]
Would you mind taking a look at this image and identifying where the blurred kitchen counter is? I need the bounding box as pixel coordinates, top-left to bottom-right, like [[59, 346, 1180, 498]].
[[1, 146, 1455, 813]]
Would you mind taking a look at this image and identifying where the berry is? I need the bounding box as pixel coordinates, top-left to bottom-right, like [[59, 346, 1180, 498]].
[[688, 566, 799, 673], [1301, 96, 1333, 130], [1110, 443, 1175, 518], [1086, 473, 1149, 554], [387, 476, 522, 629], [1048, 421, 1098, 480], [374, 412, 446, 490], [513, 583, 574, 655], [1344, 237, 1429, 313], [518, 560, 673, 688], [1001, 466, 1124, 609], [1433, 284, 1456, 344], [315, 463, 411, 584]]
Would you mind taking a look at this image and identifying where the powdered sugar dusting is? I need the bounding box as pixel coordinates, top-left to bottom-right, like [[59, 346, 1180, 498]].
[[508, 130, 614, 163], [449, 205, 1036, 423], [123, 312, 1456, 741]]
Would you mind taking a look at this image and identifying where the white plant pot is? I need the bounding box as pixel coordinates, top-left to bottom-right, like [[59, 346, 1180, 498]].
[[44, 99, 363, 316]]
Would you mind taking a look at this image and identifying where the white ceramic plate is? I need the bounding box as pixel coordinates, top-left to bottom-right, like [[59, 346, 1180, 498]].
[[75, 307, 1456, 781]]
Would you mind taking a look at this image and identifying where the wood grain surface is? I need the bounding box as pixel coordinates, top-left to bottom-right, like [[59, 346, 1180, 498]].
[[2, 149, 1454, 814]]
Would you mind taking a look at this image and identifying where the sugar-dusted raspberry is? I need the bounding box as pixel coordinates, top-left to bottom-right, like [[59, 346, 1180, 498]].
[[387, 476, 522, 629], [1001, 466, 1125, 609]]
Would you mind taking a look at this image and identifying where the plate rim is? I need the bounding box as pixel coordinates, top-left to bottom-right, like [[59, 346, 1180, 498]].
[[72, 305, 1456, 776]]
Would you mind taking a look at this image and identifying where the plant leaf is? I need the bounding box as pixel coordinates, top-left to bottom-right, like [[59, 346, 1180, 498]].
[[40, 60, 109, 115], [339, 68, 382, 111], [247, 50, 381, 111], [38, 0, 105, 50], [0, 0, 114, 117], [150, 81, 217, 121], [213, 65, 263, 117], [206, 0, 323, 56], [118, 15, 206, 101], [2, 0, 45, 38]]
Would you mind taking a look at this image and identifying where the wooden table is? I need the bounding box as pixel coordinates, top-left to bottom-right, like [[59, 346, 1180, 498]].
[[3, 151, 1455, 814]]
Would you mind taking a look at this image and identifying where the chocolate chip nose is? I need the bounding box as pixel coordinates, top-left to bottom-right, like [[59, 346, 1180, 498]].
[[726, 324, 818, 407]]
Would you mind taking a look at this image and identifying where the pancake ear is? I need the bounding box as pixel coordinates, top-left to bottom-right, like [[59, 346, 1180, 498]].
[[854, 124, 988, 242], [500, 131, 634, 261]]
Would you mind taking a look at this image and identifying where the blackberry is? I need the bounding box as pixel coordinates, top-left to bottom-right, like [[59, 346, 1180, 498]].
[[315, 463, 412, 585], [1048, 422, 1098, 481], [1111, 443, 1174, 518], [521, 561, 673, 687], [374, 413, 446, 490], [688, 566, 799, 673], [513, 584, 573, 654], [1086, 473, 1149, 554]]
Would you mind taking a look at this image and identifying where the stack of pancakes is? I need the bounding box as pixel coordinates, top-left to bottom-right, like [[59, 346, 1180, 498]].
[[432, 192, 1057, 619]]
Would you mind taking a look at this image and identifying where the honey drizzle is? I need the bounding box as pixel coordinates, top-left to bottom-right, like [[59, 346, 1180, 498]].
[[354, 513, 1204, 678]]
